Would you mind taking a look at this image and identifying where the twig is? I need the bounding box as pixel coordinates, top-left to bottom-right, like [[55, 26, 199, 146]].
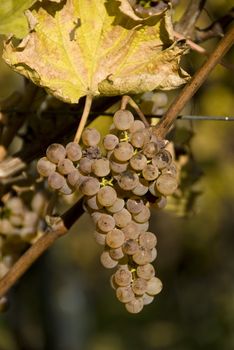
[[175, 0, 206, 36], [174, 31, 206, 54], [74, 95, 93, 143], [154, 25, 234, 139], [174, 31, 233, 71], [121, 95, 149, 127], [195, 7, 234, 43], [0, 197, 84, 298]]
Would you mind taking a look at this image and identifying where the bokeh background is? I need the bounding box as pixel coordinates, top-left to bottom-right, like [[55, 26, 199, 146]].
[[0, 0, 234, 349]]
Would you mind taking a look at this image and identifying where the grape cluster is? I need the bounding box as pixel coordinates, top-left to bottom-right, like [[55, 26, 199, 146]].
[[37, 108, 178, 313], [0, 193, 46, 311]]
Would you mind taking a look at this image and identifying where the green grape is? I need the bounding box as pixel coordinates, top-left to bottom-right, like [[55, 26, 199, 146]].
[[132, 178, 149, 196], [100, 250, 118, 269], [106, 197, 125, 214], [113, 109, 134, 130], [82, 128, 101, 147], [67, 169, 81, 187], [122, 221, 140, 240], [132, 278, 147, 295], [0, 219, 14, 235], [59, 182, 73, 195], [143, 142, 159, 158], [139, 232, 157, 249], [6, 197, 24, 215], [91, 212, 102, 224], [93, 230, 106, 245], [146, 277, 162, 295], [142, 164, 159, 181], [79, 177, 100, 196], [48, 172, 66, 190], [148, 180, 157, 196], [129, 120, 145, 133], [113, 208, 132, 228], [31, 192, 46, 215], [117, 170, 139, 191], [152, 92, 168, 108], [57, 158, 76, 175], [132, 205, 150, 223], [66, 142, 82, 161], [113, 142, 134, 162], [125, 297, 144, 313], [154, 196, 167, 209], [114, 268, 132, 287], [110, 159, 128, 174], [79, 157, 93, 174], [110, 274, 118, 290], [130, 153, 147, 171], [133, 247, 152, 265], [85, 195, 103, 211], [126, 198, 144, 214], [46, 143, 66, 164], [149, 247, 157, 262], [97, 214, 115, 232], [106, 228, 125, 249], [142, 293, 154, 305], [92, 158, 110, 177], [134, 221, 149, 233], [130, 129, 150, 148], [161, 162, 178, 176], [97, 186, 117, 207], [116, 286, 135, 303], [109, 247, 125, 260], [155, 174, 178, 195], [9, 214, 23, 227], [103, 134, 119, 151], [152, 149, 172, 169], [37, 157, 56, 177], [122, 239, 139, 255], [24, 212, 38, 228], [137, 263, 155, 280]]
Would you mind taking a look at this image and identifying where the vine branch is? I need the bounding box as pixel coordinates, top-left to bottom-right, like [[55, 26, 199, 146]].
[[155, 25, 234, 139]]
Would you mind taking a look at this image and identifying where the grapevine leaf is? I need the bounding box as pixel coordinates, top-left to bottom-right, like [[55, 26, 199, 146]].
[[0, 0, 37, 38], [118, 0, 168, 21], [3, 0, 190, 104]]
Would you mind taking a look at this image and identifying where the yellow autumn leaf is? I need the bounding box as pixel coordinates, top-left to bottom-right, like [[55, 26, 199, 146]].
[[3, 0, 189, 104]]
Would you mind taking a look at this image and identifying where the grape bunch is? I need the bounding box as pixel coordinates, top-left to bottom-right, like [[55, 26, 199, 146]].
[[37, 108, 178, 313], [0, 193, 46, 311]]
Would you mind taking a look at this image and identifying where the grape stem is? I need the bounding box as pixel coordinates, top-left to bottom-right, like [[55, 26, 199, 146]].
[[121, 95, 149, 127], [155, 25, 234, 139], [74, 94, 93, 143]]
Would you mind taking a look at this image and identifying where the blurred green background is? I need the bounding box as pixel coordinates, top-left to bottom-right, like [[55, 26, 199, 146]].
[[0, 0, 234, 349]]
